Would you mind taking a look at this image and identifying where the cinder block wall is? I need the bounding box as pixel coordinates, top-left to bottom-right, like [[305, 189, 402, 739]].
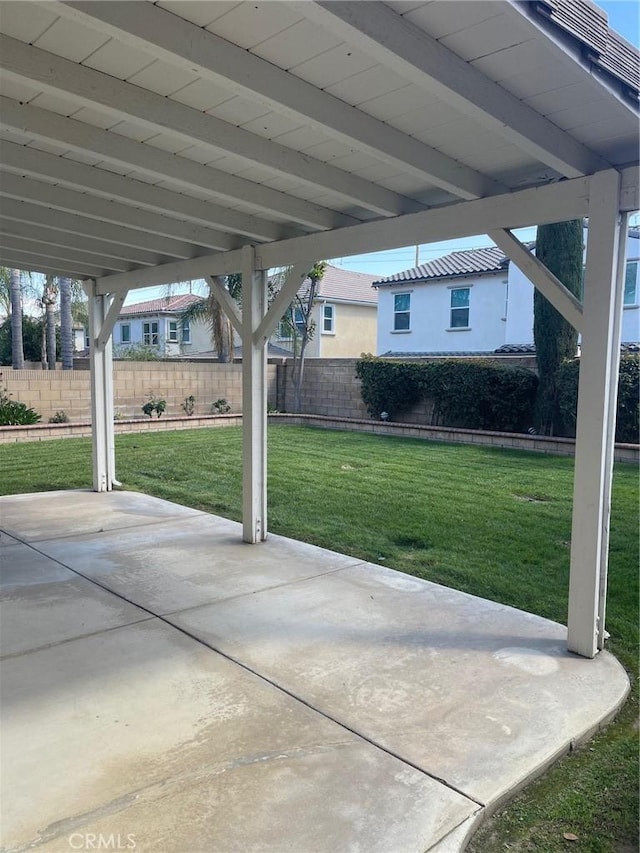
[[1, 362, 277, 422]]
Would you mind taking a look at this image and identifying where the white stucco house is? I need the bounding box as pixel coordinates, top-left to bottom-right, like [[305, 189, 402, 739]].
[[375, 228, 640, 355], [114, 294, 210, 357]]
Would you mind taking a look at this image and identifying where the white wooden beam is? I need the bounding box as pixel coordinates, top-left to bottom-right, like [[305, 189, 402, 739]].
[[0, 217, 163, 266], [488, 228, 583, 333], [85, 280, 118, 491], [0, 247, 103, 278], [205, 275, 243, 338], [568, 170, 624, 658], [255, 262, 314, 345], [0, 198, 196, 258], [240, 246, 268, 543], [0, 254, 89, 280], [1, 140, 296, 243], [0, 171, 237, 251], [59, 1, 500, 201], [98, 291, 128, 351], [0, 234, 131, 273], [308, 1, 610, 179], [0, 96, 357, 232], [0, 34, 417, 216], [95, 174, 594, 296]]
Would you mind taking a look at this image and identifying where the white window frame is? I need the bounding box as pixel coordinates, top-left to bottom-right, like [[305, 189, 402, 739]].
[[143, 321, 159, 346], [322, 303, 335, 334], [168, 320, 179, 342], [449, 287, 470, 329], [182, 318, 191, 344], [120, 323, 130, 344], [392, 292, 411, 332]]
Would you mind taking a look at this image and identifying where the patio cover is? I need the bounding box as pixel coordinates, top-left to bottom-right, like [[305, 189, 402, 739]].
[[0, 0, 638, 658]]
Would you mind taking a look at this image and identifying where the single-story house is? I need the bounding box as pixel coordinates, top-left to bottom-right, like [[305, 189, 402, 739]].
[[273, 264, 378, 358], [375, 227, 639, 355]]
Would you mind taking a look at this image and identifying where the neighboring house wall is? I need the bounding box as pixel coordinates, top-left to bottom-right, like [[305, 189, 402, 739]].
[[114, 313, 210, 356], [317, 301, 377, 357], [377, 231, 640, 355]]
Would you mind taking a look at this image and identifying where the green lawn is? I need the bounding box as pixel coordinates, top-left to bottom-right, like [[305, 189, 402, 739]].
[[1, 425, 638, 851]]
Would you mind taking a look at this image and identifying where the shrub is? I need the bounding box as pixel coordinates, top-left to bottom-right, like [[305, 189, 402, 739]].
[[0, 377, 41, 426], [356, 357, 538, 433], [556, 354, 639, 443], [48, 410, 70, 424], [0, 316, 59, 365], [115, 344, 159, 361], [182, 395, 196, 416], [142, 394, 166, 418], [211, 398, 231, 414]]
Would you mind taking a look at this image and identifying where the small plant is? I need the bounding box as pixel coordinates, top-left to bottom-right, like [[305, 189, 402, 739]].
[[211, 398, 231, 414], [48, 410, 70, 424], [0, 373, 41, 426], [142, 394, 167, 418], [113, 409, 125, 421], [114, 344, 159, 361], [182, 394, 196, 416]]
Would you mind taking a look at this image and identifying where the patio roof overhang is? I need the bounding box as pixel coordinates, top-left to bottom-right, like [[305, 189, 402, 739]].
[[0, 0, 638, 659]]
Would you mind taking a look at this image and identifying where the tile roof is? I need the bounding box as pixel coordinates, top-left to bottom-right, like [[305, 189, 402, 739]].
[[120, 294, 203, 316], [298, 265, 378, 304], [374, 246, 511, 286]]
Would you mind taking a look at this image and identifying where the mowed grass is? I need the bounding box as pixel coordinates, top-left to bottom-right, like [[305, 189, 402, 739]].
[[1, 424, 638, 851]]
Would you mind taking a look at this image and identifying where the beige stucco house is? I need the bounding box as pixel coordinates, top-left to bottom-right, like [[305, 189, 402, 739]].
[[272, 265, 378, 358]]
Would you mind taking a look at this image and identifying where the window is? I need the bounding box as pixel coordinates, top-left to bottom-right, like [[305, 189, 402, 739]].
[[393, 293, 410, 331], [120, 323, 130, 344], [143, 321, 158, 346], [450, 288, 470, 328], [322, 304, 335, 333], [168, 320, 178, 342], [624, 261, 638, 306], [182, 319, 191, 344]]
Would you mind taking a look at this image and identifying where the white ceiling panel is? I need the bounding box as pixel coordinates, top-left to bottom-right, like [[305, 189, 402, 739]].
[[207, 96, 272, 127], [471, 39, 549, 83], [300, 139, 361, 165], [33, 16, 109, 63], [0, 1, 59, 43], [545, 99, 630, 132], [173, 145, 224, 166], [68, 106, 121, 131], [240, 112, 303, 141], [0, 75, 40, 103], [83, 39, 157, 81], [158, 2, 243, 29], [108, 121, 158, 144], [62, 150, 104, 167], [143, 133, 193, 155], [28, 91, 85, 118], [169, 78, 234, 112], [357, 84, 434, 122], [270, 125, 332, 152], [325, 64, 411, 107], [129, 60, 201, 98], [206, 2, 303, 51], [493, 60, 569, 101], [438, 13, 527, 62], [524, 82, 606, 116], [404, 1, 504, 40], [24, 138, 68, 156], [289, 43, 377, 90], [251, 19, 341, 69]]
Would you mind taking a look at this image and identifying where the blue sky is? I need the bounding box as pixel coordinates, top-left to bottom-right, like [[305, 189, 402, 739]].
[[127, 0, 639, 302]]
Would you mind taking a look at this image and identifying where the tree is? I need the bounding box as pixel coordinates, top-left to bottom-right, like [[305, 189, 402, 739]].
[[42, 275, 58, 370], [9, 268, 24, 370], [281, 261, 327, 412], [180, 274, 242, 363], [59, 277, 73, 369], [533, 220, 583, 434]]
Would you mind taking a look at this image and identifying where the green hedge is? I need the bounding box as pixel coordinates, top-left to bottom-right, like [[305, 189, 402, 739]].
[[355, 357, 538, 433], [556, 354, 639, 443]]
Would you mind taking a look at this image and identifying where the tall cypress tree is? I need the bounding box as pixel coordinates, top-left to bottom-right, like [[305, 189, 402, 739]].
[[533, 219, 583, 434]]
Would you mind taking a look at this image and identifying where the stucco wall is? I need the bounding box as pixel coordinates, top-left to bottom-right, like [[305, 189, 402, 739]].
[[318, 301, 377, 357]]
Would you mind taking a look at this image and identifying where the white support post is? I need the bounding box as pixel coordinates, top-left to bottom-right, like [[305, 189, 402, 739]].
[[86, 281, 128, 492], [567, 170, 625, 658], [241, 246, 268, 543]]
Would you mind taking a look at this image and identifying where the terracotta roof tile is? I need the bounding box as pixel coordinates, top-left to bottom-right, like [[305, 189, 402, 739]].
[[120, 294, 203, 316]]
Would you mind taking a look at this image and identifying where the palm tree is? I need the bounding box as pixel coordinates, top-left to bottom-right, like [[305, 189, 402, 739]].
[[180, 274, 242, 362], [9, 268, 24, 369]]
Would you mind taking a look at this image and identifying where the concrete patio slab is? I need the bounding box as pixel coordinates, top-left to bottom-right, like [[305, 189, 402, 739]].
[[1, 618, 477, 853], [0, 490, 630, 853], [1, 543, 151, 658], [0, 489, 204, 542], [168, 562, 629, 806], [35, 515, 364, 615]]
